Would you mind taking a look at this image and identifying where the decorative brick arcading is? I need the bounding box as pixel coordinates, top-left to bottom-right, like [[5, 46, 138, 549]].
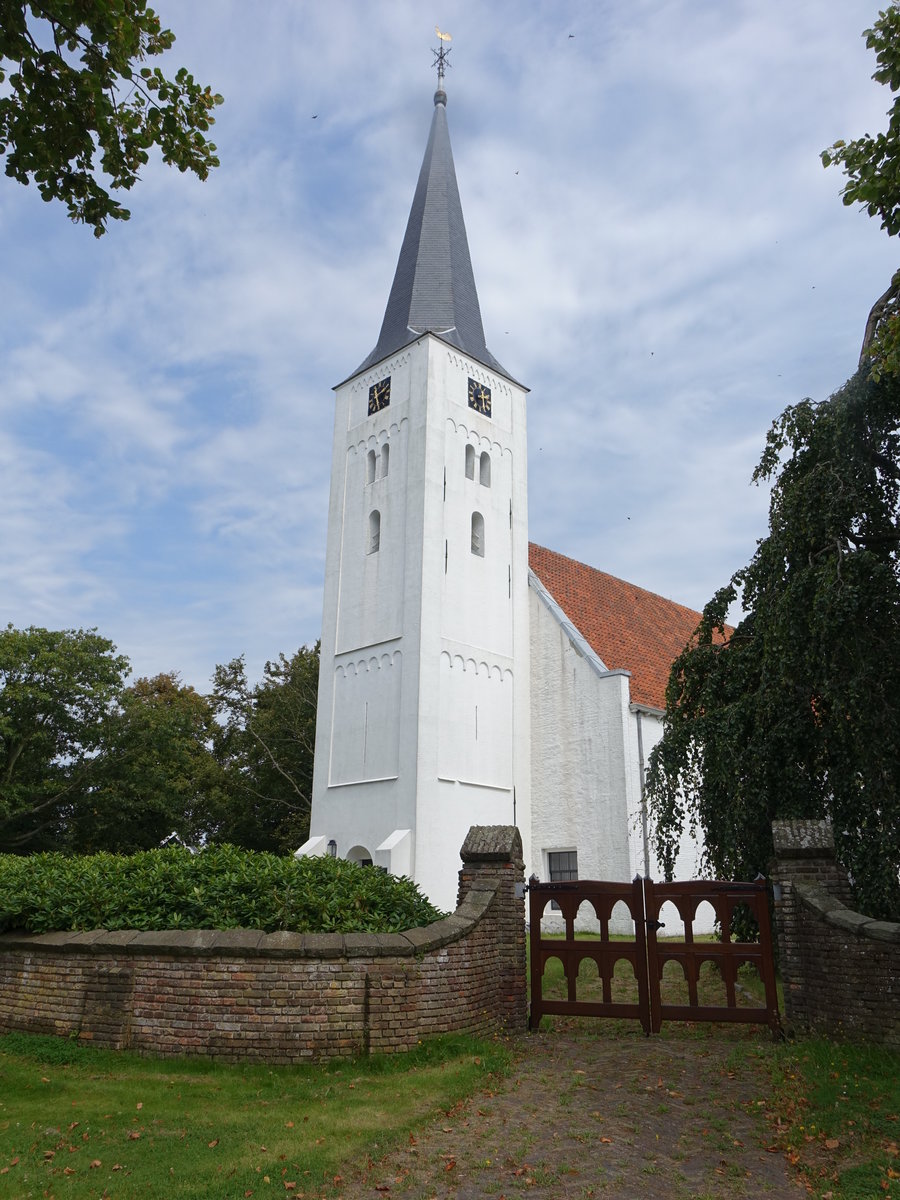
[[0, 826, 527, 1063], [772, 818, 899, 1046]]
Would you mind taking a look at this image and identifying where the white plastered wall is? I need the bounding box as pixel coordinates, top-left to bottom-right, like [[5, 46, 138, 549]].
[[310, 336, 531, 915]]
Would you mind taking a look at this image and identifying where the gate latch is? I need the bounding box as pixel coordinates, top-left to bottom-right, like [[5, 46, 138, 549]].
[[645, 919, 666, 931]]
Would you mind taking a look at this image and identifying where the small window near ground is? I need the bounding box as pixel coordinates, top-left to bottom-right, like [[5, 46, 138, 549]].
[[548, 850, 578, 883], [548, 849, 578, 909]]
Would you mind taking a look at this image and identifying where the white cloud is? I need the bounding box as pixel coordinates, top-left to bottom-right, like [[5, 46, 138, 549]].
[[0, 0, 894, 688]]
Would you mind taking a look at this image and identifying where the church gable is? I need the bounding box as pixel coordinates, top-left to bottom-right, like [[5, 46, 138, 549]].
[[528, 543, 708, 711]]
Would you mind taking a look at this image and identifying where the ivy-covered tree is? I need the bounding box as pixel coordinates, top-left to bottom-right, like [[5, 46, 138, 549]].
[[0, 623, 130, 850], [0, 1, 222, 235], [211, 644, 319, 854], [647, 368, 900, 921], [823, 2, 900, 377]]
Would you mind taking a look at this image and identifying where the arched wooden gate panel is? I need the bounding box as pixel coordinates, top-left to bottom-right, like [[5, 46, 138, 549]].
[[528, 876, 780, 1034]]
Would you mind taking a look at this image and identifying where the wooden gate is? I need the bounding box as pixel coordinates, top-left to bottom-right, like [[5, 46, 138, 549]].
[[528, 876, 780, 1034]]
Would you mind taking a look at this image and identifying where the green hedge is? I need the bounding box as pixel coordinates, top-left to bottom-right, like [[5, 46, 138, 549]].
[[0, 846, 446, 934]]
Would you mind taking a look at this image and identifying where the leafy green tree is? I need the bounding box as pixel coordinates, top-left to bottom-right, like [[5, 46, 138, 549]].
[[0, 1, 222, 235], [647, 368, 900, 921], [0, 624, 130, 850], [822, 3, 900, 377], [211, 645, 319, 854], [74, 672, 226, 853]]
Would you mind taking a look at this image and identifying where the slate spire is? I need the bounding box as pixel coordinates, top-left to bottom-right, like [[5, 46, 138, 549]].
[[353, 84, 510, 380]]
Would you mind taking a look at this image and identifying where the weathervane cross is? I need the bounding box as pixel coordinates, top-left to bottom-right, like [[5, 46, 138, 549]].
[[433, 26, 452, 87]]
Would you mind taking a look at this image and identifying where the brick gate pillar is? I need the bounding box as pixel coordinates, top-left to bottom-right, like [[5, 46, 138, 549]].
[[771, 818, 853, 1032], [457, 825, 527, 1032]]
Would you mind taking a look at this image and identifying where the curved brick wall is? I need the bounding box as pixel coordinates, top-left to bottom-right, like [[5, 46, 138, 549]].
[[0, 826, 526, 1062], [773, 819, 900, 1046]]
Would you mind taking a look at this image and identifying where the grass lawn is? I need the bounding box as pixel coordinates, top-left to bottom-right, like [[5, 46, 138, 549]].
[[745, 1036, 900, 1200], [0, 1031, 511, 1199]]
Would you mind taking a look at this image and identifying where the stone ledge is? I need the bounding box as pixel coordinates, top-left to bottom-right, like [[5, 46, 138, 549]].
[[796, 882, 900, 943], [0, 881, 499, 961]]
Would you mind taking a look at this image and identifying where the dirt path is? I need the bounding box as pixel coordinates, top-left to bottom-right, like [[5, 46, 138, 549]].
[[341, 1023, 798, 1199]]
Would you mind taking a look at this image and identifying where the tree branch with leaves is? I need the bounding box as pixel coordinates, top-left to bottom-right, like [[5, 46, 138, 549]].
[[0, 0, 223, 234]]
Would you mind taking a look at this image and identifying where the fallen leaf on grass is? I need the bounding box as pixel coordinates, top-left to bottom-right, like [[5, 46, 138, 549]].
[[112, 1164, 123, 1171], [208, 1139, 219, 1148], [283, 1183, 296, 1191], [43, 1150, 55, 1160], [90, 1159, 101, 1168], [825, 1138, 840, 1150], [285, 1121, 294, 1128], [600, 1137, 613, 1144], [128, 1131, 141, 1140], [63, 1166, 75, 1175], [136, 1102, 143, 1110]]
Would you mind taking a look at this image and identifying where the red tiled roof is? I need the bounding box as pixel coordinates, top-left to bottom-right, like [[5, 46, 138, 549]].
[[529, 543, 707, 711]]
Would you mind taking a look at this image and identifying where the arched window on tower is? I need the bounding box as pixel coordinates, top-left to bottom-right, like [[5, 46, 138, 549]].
[[366, 449, 376, 485], [465, 444, 475, 480], [381, 442, 390, 478], [480, 451, 491, 487], [471, 511, 485, 557], [368, 510, 381, 554]]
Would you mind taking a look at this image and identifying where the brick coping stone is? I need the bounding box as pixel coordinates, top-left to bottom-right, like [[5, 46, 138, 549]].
[[0, 885, 498, 960], [794, 881, 900, 945]]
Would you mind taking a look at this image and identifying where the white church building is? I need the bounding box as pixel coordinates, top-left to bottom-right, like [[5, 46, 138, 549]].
[[301, 66, 707, 915]]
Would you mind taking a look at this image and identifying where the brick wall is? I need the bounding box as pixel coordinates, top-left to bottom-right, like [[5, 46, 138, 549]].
[[772, 819, 900, 1046], [0, 826, 527, 1063]]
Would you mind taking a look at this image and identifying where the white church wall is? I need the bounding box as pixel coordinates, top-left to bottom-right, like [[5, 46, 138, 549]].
[[625, 708, 715, 935], [441, 416, 514, 656], [529, 582, 634, 933], [310, 347, 429, 877], [329, 649, 402, 785], [404, 342, 531, 914], [437, 654, 513, 789]]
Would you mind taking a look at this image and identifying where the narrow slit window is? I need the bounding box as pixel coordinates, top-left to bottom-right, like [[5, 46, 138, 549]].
[[366, 449, 376, 485], [368, 509, 381, 554], [479, 451, 491, 487], [381, 443, 390, 478], [471, 511, 485, 557], [465, 444, 475, 480]]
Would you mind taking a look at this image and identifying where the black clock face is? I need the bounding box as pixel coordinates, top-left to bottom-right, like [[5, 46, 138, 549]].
[[368, 376, 391, 415], [467, 378, 492, 417]]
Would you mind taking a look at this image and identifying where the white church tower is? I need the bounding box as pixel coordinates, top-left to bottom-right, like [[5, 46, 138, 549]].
[[305, 54, 531, 912]]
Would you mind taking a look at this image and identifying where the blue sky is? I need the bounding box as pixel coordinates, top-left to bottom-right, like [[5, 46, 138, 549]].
[[1, 0, 896, 692]]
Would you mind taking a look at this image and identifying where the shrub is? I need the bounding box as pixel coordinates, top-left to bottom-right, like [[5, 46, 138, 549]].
[[0, 845, 445, 934]]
